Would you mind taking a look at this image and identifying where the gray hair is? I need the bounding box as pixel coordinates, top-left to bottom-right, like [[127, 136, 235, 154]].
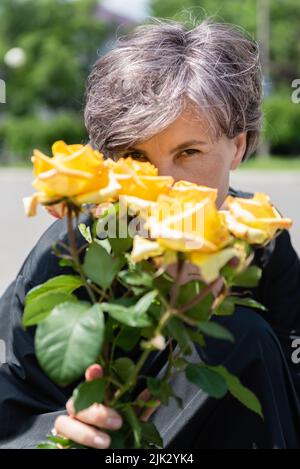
[[84, 17, 263, 161]]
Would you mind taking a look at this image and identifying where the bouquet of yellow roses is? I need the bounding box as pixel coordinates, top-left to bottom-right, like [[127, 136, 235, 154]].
[[23, 141, 292, 449]]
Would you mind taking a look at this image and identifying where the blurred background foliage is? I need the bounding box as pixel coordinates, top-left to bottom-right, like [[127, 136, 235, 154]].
[[0, 0, 110, 163], [0, 0, 299, 164]]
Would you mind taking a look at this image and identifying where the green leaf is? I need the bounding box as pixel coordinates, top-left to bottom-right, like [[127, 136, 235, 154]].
[[197, 321, 234, 342], [111, 357, 135, 383], [146, 302, 163, 322], [153, 273, 173, 296], [136, 290, 158, 315], [109, 236, 132, 255], [231, 265, 262, 287], [83, 241, 125, 290], [118, 270, 153, 288], [146, 377, 161, 395], [48, 435, 72, 447], [26, 275, 83, 302], [73, 378, 106, 413], [96, 238, 111, 254], [214, 295, 266, 317], [102, 290, 157, 328], [185, 364, 228, 398], [78, 223, 92, 243], [101, 303, 152, 327], [186, 328, 206, 347], [109, 219, 133, 255], [59, 259, 74, 268], [211, 366, 263, 419], [166, 317, 192, 355], [146, 377, 173, 405], [104, 315, 117, 343], [214, 297, 235, 317], [23, 291, 77, 327], [123, 406, 142, 449], [113, 297, 137, 307], [140, 421, 163, 449], [37, 442, 58, 449], [24, 275, 84, 327], [35, 302, 105, 386], [131, 286, 148, 296], [106, 430, 127, 449], [102, 302, 150, 328], [178, 281, 214, 321], [230, 296, 267, 312], [173, 357, 189, 371], [115, 326, 140, 352], [140, 326, 154, 339]]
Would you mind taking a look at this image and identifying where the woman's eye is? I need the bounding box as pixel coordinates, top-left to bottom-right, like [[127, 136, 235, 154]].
[[179, 149, 200, 158], [124, 152, 148, 161]]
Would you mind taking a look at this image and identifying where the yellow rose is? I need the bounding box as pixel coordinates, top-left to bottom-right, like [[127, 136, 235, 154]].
[[168, 180, 218, 203], [107, 157, 173, 201], [188, 242, 248, 283], [130, 236, 245, 284], [130, 236, 165, 263], [127, 183, 255, 284], [144, 190, 232, 253], [222, 192, 293, 244], [120, 180, 220, 230], [129, 183, 233, 280], [23, 141, 120, 216]]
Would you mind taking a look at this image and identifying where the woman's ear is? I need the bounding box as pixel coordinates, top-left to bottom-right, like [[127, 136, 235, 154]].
[[230, 132, 247, 170]]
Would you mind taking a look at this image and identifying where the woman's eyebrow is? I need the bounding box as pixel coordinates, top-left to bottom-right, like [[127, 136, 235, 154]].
[[170, 140, 207, 153], [126, 140, 207, 155]]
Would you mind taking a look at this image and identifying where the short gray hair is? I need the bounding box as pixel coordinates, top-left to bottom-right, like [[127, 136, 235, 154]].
[[84, 17, 263, 161]]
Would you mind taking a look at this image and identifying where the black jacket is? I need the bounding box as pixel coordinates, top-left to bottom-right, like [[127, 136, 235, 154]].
[[0, 186, 300, 448]]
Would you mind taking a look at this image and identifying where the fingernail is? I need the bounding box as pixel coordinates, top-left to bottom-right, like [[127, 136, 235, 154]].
[[94, 435, 110, 448], [107, 416, 122, 429]]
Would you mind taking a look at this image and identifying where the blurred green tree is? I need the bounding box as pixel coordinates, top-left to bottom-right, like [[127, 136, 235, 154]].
[[0, 0, 111, 163]]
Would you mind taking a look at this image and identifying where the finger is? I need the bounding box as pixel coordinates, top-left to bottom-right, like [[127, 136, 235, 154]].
[[54, 415, 111, 449], [66, 397, 75, 416], [85, 363, 103, 382], [65, 401, 123, 431], [132, 388, 149, 417], [137, 388, 151, 401], [66, 363, 104, 416]]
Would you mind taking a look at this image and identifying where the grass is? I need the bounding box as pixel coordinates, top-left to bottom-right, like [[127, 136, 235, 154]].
[[240, 156, 300, 170]]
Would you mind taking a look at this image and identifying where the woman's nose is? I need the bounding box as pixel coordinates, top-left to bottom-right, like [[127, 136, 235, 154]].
[[154, 160, 176, 179]]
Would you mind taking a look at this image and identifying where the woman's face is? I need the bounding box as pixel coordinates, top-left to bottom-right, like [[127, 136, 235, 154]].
[[117, 107, 247, 208]]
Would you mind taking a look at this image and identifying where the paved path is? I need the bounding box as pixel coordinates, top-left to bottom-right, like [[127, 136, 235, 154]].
[[0, 169, 299, 295], [0, 169, 52, 296]]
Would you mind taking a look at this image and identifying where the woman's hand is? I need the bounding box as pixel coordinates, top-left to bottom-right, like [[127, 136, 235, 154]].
[[54, 364, 121, 448], [54, 363, 160, 449]]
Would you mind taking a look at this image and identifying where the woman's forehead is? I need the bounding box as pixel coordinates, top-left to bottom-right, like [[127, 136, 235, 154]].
[[133, 109, 214, 150]]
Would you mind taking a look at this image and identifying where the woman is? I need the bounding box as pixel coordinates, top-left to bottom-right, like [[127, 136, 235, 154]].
[[1, 18, 300, 449]]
